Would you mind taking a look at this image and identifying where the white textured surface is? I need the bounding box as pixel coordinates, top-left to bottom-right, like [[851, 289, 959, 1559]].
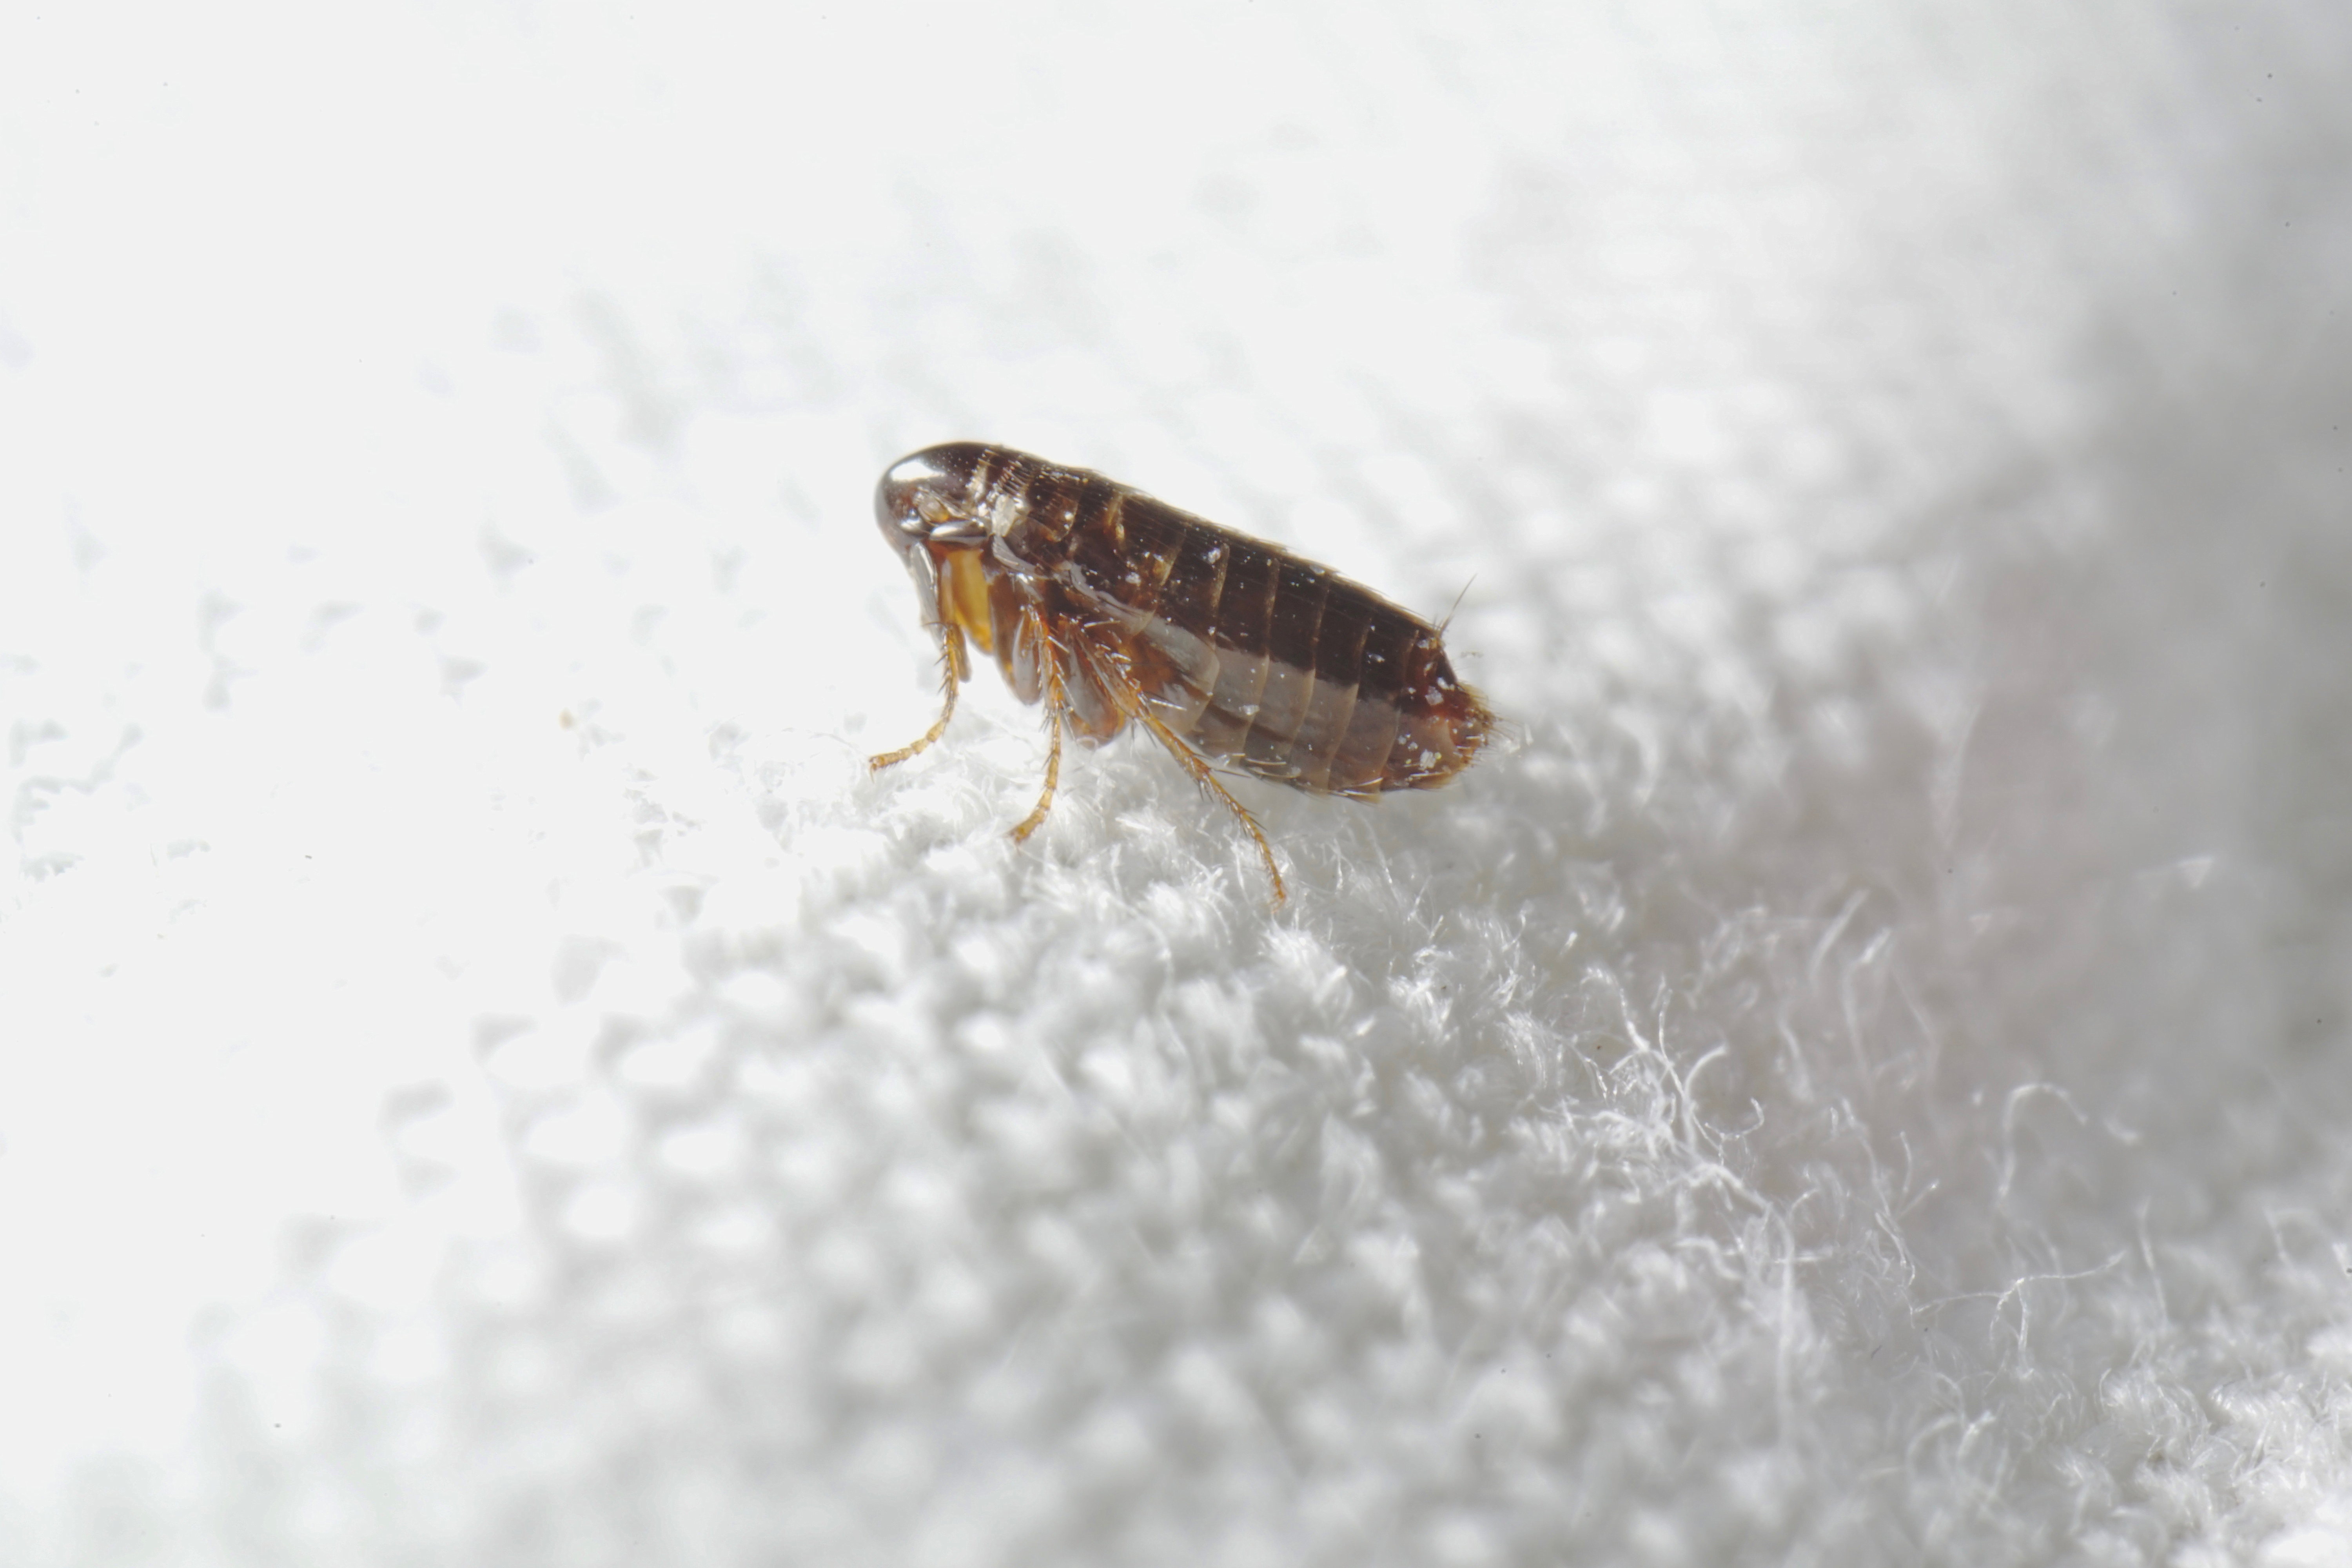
[[4, 2, 2350, 1563]]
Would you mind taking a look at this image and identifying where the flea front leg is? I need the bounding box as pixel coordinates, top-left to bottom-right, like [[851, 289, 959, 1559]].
[[869, 625, 969, 771]]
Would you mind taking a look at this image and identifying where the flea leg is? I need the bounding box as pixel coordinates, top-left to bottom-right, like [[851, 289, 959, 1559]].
[[1011, 612, 1066, 842], [1131, 702, 1285, 905], [1080, 638, 1285, 905], [869, 626, 968, 771]]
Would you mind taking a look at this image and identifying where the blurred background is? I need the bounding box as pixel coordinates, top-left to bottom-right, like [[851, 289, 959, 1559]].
[[3, 2, 2349, 1563]]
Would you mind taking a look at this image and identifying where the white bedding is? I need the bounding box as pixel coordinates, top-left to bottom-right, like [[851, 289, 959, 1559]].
[[3, 3, 2348, 1561]]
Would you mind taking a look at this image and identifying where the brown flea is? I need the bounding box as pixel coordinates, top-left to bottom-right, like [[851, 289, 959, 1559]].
[[868, 443, 1494, 903]]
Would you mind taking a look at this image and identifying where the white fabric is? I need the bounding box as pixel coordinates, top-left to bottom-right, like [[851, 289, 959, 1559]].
[[4, 2, 2349, 1562]]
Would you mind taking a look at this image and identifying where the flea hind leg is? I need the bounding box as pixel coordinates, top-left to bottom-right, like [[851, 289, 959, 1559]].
[[1131, 703, 1286, 905], [1011, 609, 1067, 842], [1077, 638, 1285, 905], [869, 627, 969, 771], [1010, 668, 1066, 843]]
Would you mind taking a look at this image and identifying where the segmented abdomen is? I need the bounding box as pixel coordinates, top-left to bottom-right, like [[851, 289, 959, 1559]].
[[997, 459, 1491, 798]]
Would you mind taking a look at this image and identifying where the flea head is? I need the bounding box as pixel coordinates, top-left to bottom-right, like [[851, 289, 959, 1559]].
[[875, 444, 997, 553], [875, 443, 996, 630]]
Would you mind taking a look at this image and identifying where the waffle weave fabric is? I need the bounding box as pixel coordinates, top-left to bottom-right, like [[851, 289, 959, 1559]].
[[4, 3, 2350, 1564]]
